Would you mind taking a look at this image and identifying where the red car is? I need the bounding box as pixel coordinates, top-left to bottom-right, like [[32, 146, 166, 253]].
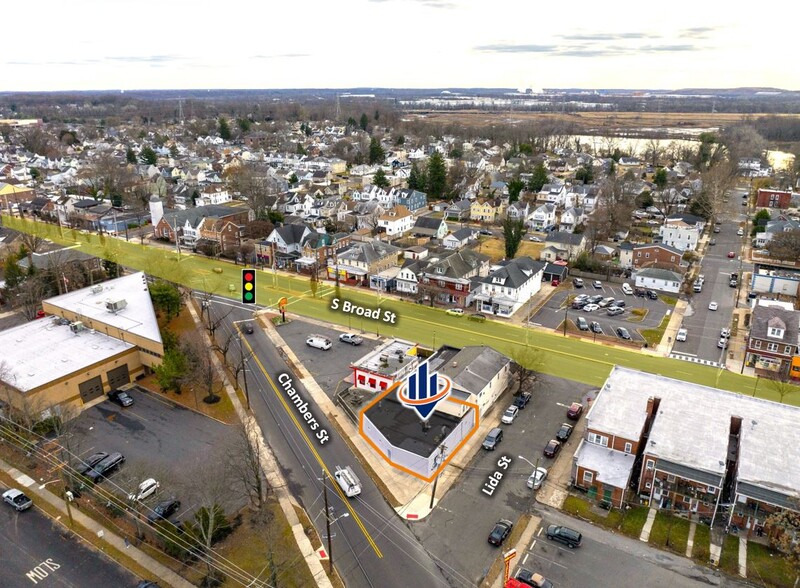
[[543, 439, 562, 458], [567, 402, 584, 420], [551, 278, 560, 287], [727, 251, 736, 259]]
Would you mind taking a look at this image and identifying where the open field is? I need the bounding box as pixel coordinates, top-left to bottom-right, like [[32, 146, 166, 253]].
[[6, 215, 800, 404], [405, 110, 800, 132]]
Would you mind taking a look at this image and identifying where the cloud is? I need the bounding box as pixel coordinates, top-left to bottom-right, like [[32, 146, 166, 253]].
[[105, 55, 181, 65], [367, 0, 455, 7], [474, 44, 558, 54], [560, 32, 651, 41], [476, 41, 703, 57], [251, 53, 311, 59], [680, 26, 717, 39]]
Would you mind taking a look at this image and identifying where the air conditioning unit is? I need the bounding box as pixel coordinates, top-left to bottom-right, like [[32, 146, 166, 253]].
[[69, 321, 85, 333], [91, 285, 104, 294], [105, 299, 128, 313]]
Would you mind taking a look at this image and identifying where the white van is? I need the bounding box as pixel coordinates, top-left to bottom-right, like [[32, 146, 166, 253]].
[[334, 466, 361, 498], [306, 335, 332, 350], [621, 283, 633, 295]]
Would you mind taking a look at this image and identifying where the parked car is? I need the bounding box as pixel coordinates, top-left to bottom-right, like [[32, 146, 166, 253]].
[[621, 283, 633, 295], [582, 304, 599, 313], [634, 288, 647, 297], [721, 328, 731, 338], [588, 295, 604, 304], [482, 428, 503, 450], [529, 236, 542, 242], [592, 280, 603, 289], [546, 524, 582, 548], [575, 317, 589, 331], [590, 321, 602, 334], [710, 239, 716, 246], [614, 299, 626, 308], [501, 405, 519, 424], [572, 299, 588, 309], [526, 467, 548, 490], [555, 423, 573, 442], [513, 391, 532, 409], [543, 439, 562, 458], [242, 323, 254, 334], [607, 306, 624, 316], [445, 308, 464, 316], [599, 297, 615, 308], [718, 337, 729, 349], [748, 291, 758, 300], [676, 328, 688, 342], [617, 327, 632, 340], [737, 228, 744, 236], [550, 278, 560, 286], [709, 301, 718, 311], [728, 251, 736, 258], [647, 290, 659, 300], [515, 569, 554, 588], [714, 226, 721, 233], [479, 229, 493, 236], [693, 282, 703, 293], [86, 452, 125, 483], [77, 452, 108, 476], [147, 498, 181, 523], [488, 519, 514, 546], [567, 402, 584, 420], [3, 488, 33, 512], [306, 335, 332, 350], [573, 278, 584, 288], [108, 389, 134, 407], [730, 277, 738, 288], [468, 313, 487, 323], [129, 478, 160, 502], [339, 333, 363, 345]]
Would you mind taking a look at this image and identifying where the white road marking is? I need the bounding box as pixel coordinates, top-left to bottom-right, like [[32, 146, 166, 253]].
[[522, 553, 529, 565], [528, 550, 569, 569]]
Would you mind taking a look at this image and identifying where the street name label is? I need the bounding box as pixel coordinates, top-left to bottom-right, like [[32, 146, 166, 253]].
[[482, 455, 511, 496], [278, 373, 330, 445], [330, 297, 397, 324]]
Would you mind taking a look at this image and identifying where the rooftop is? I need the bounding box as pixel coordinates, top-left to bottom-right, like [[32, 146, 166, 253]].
[[0, 319, 135, 392], [43, 272, 162, 344], [575, 440, 636, 489], [352, 339, 419, 377]]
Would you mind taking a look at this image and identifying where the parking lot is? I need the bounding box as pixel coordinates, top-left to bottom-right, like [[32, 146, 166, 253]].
[[530, 280, 672, 343], [415, 374, 596, 585], [274, 319, 380, 396], [70, 386, 234, 518]]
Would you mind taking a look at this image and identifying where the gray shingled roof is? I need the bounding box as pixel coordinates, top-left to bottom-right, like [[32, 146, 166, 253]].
[[422, 249, 488, 279], [432, 346, 511, 395], [339, 241, 401, 264], [546, 231, 585, 246], [474, 256, 545, 289], [161, 204, 243, 228], [750, 305, 800, 344]]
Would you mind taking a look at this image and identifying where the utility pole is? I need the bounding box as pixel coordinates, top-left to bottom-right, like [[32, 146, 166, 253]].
[[323, 469, 333, 573], [238, 328, 251, 410], [429, 443, 447, 509]]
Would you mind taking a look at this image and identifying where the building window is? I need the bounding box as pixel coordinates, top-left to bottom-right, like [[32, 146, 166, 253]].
[[646, 459, 655, 470], [645, 482, 652, 489], [645, 253, 650, 259], [767, 343, 779, 352], [707, 485, 716, 493], [624, 442, 632, 454], [588, 433, 609, 447], [768, 327, 784, 338], [667, 474, 675, 483], [455, 284, 463, 291], [670, 256, 675, 262], [583, 471, 594, 484], [753, 340, 762, 349], [785, 346, 793, 354]]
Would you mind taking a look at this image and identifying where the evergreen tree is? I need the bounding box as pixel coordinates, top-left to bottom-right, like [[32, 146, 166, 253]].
[[126, 148, 137, 164], [218, 117, 232, 141], [368, 136, 385, 165], [528, 163, 549, 192], [373, 168, 390, 189], [359, 113, 369, 131], [139, 146, 157, 165], [408, 162, 421, 190], [654, 168, 668, 189], [237, 118, 251, 132], [426, 151, 447, 198], [575, 164, 593, 184], [508, 178, 525, 203], [503, 219, 525, 259]]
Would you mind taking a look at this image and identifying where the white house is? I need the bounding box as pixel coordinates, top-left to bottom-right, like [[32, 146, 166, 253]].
[[634, 267, 682, 293], [442, 227, 476, 250], [559, 207, 586, 233], [659, 223, 700, 251], [468, 257, 545, 317], [537, 182, 567, 206], [529, 204, 556, 230], [377, 205, 414, 236]]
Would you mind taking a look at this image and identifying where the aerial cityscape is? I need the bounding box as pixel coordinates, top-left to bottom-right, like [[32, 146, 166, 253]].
[[1, 4, 800, 588]]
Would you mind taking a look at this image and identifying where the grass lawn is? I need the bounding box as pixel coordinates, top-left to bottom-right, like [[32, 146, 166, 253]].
[[618, 506, 649, 538], [747, 542, 798, 588], [648, 512, 691, 554], [7, 215, 800, 403], [719, 534, 741, 576], [561, 495, 624, 531], [692, 523, 711, 562], [641, 314, 671, 347]]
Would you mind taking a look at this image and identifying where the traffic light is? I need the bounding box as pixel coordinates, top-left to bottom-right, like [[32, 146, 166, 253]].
[[242, 269, 256, 304]]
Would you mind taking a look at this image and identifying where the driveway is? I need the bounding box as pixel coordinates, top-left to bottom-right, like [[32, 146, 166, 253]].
[[0, 504, 137, 587], [531, 280, 671, 343], [413, 374, 595, 586]]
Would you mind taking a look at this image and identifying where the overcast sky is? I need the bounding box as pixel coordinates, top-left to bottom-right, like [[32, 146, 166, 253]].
[[3, 0, 795, 92]]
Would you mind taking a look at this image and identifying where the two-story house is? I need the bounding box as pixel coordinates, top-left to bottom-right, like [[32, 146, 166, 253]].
[[256, 223, 316, 269], [395, 188, 427, 212], [756, 188, 792, 209], [327, 241, 401, 286], [377, 205, 414, 237], [505, 201, 531, 223], [537, 182, 567, 206], [754, 219, 800, 249], [529, 203, 556, 230], [417, 249, 490, 307], [468, 256, 544, 317], [629, 244, 686, 272], [470, 198, 503, 222], [412, 216, 448, 240], [540, 232, 586, 262], [659, 213, 705, 251], [559, 207, 585, 233], [444, 199, 472, 221], [745, 303, 800, 379], [196, 216, 244, 255]]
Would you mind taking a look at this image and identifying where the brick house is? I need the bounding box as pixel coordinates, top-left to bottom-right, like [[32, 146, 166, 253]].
[[630, 244, 686, 272], [197, 217, 244, 255], [744, 303, 800, 380], [417, 249, 490, 307], [756, 188, 792, 209]]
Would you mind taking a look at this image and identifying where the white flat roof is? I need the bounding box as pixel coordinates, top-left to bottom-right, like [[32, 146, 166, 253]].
[[575, 440, 636, 489], [593, 366, 800, 499], [0, 319, 135, 392], [44, 272, 161, 344]]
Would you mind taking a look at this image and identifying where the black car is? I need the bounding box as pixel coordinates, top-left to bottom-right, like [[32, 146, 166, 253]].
[[77, 452, 108, 476], [242, 323, 254, 334], [546, 524, 582, 548], [616, 327, 632, 340], [86, 452, 125, 483], [646, 290, 659, 300], [148, 498, 181, 523], [513, 391, 532, 409], [543, 439, 562, 458], [587, 295, 604, 304], [108, 389, 134, 407], [488, 519, 514, 546], [515, 569, 554, 588], [556, 423, 573, 441], [614, 299, 626, 307], [479, 229, 493, 236], [482, 428, 503, 450]]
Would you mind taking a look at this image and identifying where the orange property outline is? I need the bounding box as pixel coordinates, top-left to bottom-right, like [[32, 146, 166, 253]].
[[358, 380, 481, 483]]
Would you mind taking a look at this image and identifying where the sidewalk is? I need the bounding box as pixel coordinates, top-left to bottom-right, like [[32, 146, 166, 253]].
[[488, 515, 542, 588], [0, 458, 193, 588]]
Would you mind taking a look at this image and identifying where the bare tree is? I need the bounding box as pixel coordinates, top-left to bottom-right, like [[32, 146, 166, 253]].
[[643, 138, 664, 167], [510, 346, 546, 394], [80, 152, 134, 201], [16, 125, 56, 157], [694, 161, 737, 220], [226, 418, 267, 509], [181, 335, 221, 404], [769, 377, 799, 404], [15, 274, 50, 320], [652, 188, 683, 218], [588, 175, 637, 247], [227, 163, 281, 220], [766, 230, 800, 261]]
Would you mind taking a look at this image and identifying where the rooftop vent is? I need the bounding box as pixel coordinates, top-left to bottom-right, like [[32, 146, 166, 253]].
[[105, 299, 127, 313], [69, 321, 85, 334], [91, 285, 104, 295]]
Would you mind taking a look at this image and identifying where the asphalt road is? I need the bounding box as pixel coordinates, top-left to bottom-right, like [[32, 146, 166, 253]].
[[518, 507, 750, 587], [413, 375, 595, 585], [0, 503, 137, 588], [672, 188, 753, 365], [209, 296, 451, 588], [532, 282, 671, 343]]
